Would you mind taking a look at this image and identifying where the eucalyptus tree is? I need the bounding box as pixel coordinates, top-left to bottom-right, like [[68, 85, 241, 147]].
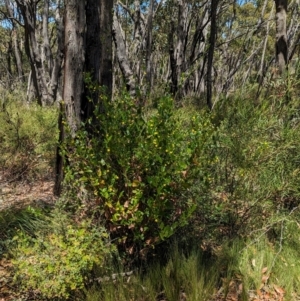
[[113, 0, 213, 100], [12, 0, 64, 105], [54, 0, 113, 195], [3, 0, 24, 83], [113, 0, 161, 96], [0, 0, 25, 87]]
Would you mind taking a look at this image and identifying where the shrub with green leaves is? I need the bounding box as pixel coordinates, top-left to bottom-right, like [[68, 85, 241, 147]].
[[12, 210, 112, 299], [64, 94, 214, 250]]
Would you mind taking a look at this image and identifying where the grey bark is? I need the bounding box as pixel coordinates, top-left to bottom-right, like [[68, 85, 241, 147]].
[[167, 0, 210, 98], [14, 0, 63, 105], [113, 12, 136, 95], [42, 0, 53, 76], [4, 0, 24, 82], [54, 0, 85, 196], [169, 0, 189, 97], [15, 0, 51, 105], [49, 1, 64, 103], [146, 0, 154, 93], [274, 0, 288, 74], [63, 0, 85, 135]]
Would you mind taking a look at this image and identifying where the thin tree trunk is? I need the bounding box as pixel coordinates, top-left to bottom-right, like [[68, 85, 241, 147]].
[[49, 2, 64, 103], [274, 0, 288, 74], [207, 0, 219, 110], [169, 21, 178, 95], [258, 4, 274, 85], [15, 1, 46, 105], [6, 40, 12, 87], [5, 0, 24, 83], [100, 0, 113, 95], [173, 0, 188, 98], [12, 29, 24, 82], [42, 0, 53, 76], [15, 0, 56, 105], [146, 0, 154, 94], [26, 70, 33, 103], [113, 12, 136, 96]]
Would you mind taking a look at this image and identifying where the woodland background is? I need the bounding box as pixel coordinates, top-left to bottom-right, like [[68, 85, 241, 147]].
[[0, 0, 299, 300]]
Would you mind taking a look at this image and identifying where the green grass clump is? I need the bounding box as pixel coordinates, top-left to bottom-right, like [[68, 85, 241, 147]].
[[85, 247, 217, 301], [0, 98, 58, 180], [215, 219, 300, 300], [0, 206, 47, 256]]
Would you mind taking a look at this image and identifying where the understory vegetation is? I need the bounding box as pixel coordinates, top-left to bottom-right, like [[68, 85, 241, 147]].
[[1, 78, 300, 300]]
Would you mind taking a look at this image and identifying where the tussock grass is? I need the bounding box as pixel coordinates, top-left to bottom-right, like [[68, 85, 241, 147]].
[[86, 247, 217, 301], [0, 206, 48, 256]]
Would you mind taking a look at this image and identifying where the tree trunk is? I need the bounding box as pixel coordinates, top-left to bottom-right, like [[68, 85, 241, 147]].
[[15, 0, 51, 105], [15, 0, 63, 105], [54, 0, 85, 196], [42, 0, 53, 77], [63, 0, 85, 135], [113, 12, 136, 96], [100, 0, 113, 95], [169, 21, 178, 95], [49, 1, 64, 103], [5, 0, 24, 83], [207, 0, 219, 110], [12, 29, 24, 82], [145, 0, 154, 94], [83, 0, 113, 120], [258, 4, 274, 85], [274, 0, 288, 74], [55, 0, 113, 195]]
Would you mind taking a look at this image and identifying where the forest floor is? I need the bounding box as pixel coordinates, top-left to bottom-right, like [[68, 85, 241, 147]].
[[0, 172, 55, 300], [0, 175, 290, 301], [0, 173, 55, 212]]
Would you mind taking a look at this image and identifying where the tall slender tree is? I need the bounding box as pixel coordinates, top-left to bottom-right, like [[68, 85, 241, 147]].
[[274, 0, 288, 74], [207, 0, 219, 109]]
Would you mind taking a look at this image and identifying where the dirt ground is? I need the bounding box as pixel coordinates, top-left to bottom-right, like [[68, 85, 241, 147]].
[[0, 176, 55, 212]]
